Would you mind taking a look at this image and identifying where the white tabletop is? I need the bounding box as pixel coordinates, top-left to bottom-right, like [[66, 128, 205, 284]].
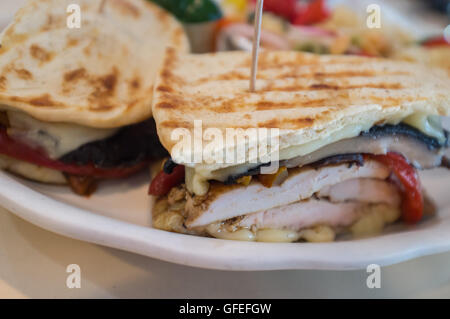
[[2, 205, 450, 298], [1, 0, 450, 299]]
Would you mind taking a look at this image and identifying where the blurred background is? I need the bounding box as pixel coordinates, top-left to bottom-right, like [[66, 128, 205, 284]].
[[165, 0, 450, 71]]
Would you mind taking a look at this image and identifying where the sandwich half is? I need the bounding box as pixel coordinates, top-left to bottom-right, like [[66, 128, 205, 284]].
[[150, 49, 450, 242], [0, 0, 189, 194]]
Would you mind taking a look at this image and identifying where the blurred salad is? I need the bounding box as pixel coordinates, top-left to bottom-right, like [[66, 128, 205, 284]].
[[149, 0, 450, 72], [394, 35, 450, 72], [216, 0, 413, 57]]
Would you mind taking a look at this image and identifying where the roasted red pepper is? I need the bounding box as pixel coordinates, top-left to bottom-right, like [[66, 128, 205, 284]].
[[0, 128, 147, 178], [292, 0, 330, 25], [369, 152, 423, 224], [421, 36, 450, 48], [148, 165, 185, 196]]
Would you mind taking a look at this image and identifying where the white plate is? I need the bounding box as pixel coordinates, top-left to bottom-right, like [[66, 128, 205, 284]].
[[1, 0, 450, 271], [1, 166, 450, 271]]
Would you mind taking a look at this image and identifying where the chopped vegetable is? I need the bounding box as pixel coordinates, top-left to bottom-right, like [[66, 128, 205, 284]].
[[292, 0, 330, 26], [149, 165, 185, 196], [213, 17, 241, 50], [65, 174, 98, 196], [149, 0, 222, 23], [258, 166, 288, 188], [236, 175, 252, 186], [295, 42, 329, 54], [421, 36, 450, 48]]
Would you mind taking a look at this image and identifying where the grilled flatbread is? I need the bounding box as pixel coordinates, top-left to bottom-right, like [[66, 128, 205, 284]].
[[0, 0, 188, 194], [153, 49, 450, 171], [0, 0, 189, 128]]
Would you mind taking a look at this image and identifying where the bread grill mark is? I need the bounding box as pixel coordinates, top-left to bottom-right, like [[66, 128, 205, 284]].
[[2, 63, 34, 81], [66, 38, 79, 48], [155, 52, 414, 116], [129, 77, 141, 91], [14, 69, 33, 80], [5, 66, 119, 109], [256, 117, 315, 129], [159, 69, 184, 87], [110, 0, 141, 17], [157, 102, 176, 109], [259, 82, 403, 92], [160, 120, 193, 129], [0, 76, 7, 91], [28, 94, 58, 107], [64, 68, 87, 82], [61, 67, 119, 110], [29, 44, 52, 63], [156, 86, 173, 93], [308, 83, 403, 90], [154, 86, 414, 114], [155, 85, 424, 114], [193, 70, 409, 85]]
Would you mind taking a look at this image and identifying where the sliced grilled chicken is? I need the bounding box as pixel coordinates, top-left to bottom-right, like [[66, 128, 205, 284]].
[[186, 160, 391, 228], [317, 178, 401, 205], [237, 178, 401, 231]]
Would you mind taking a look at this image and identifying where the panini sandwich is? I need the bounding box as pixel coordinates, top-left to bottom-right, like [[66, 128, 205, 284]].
[[150, 49, 450, 242], [0, 0, 189, 194]]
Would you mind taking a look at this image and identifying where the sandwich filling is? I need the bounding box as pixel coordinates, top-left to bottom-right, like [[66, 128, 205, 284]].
[[0, 110, 167, 195], [150, 116, 449, 242]]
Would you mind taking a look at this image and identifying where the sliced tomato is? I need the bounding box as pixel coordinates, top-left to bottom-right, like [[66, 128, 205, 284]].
[[0, 128, 147, 178], [292, 0, 330, 25], [148, 165, 185, 196], [369, 152, 423, 224], [252, 0, 298, 21]]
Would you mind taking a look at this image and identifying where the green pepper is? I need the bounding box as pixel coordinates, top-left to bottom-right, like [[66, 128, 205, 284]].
[[149, 0, 222, 23], [295, 42, 329, 54]]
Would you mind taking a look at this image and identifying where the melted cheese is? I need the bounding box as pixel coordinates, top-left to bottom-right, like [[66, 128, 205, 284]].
[[350, 204, 401, 237], [5, 111, 118, 159], [403, 113, 446, 143]]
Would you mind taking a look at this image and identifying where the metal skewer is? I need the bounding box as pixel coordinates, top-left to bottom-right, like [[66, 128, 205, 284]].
[[250, 0, 264, 92]]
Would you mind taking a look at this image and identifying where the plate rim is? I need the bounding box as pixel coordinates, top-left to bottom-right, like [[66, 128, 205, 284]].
[[2, 171, 450, 271]]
